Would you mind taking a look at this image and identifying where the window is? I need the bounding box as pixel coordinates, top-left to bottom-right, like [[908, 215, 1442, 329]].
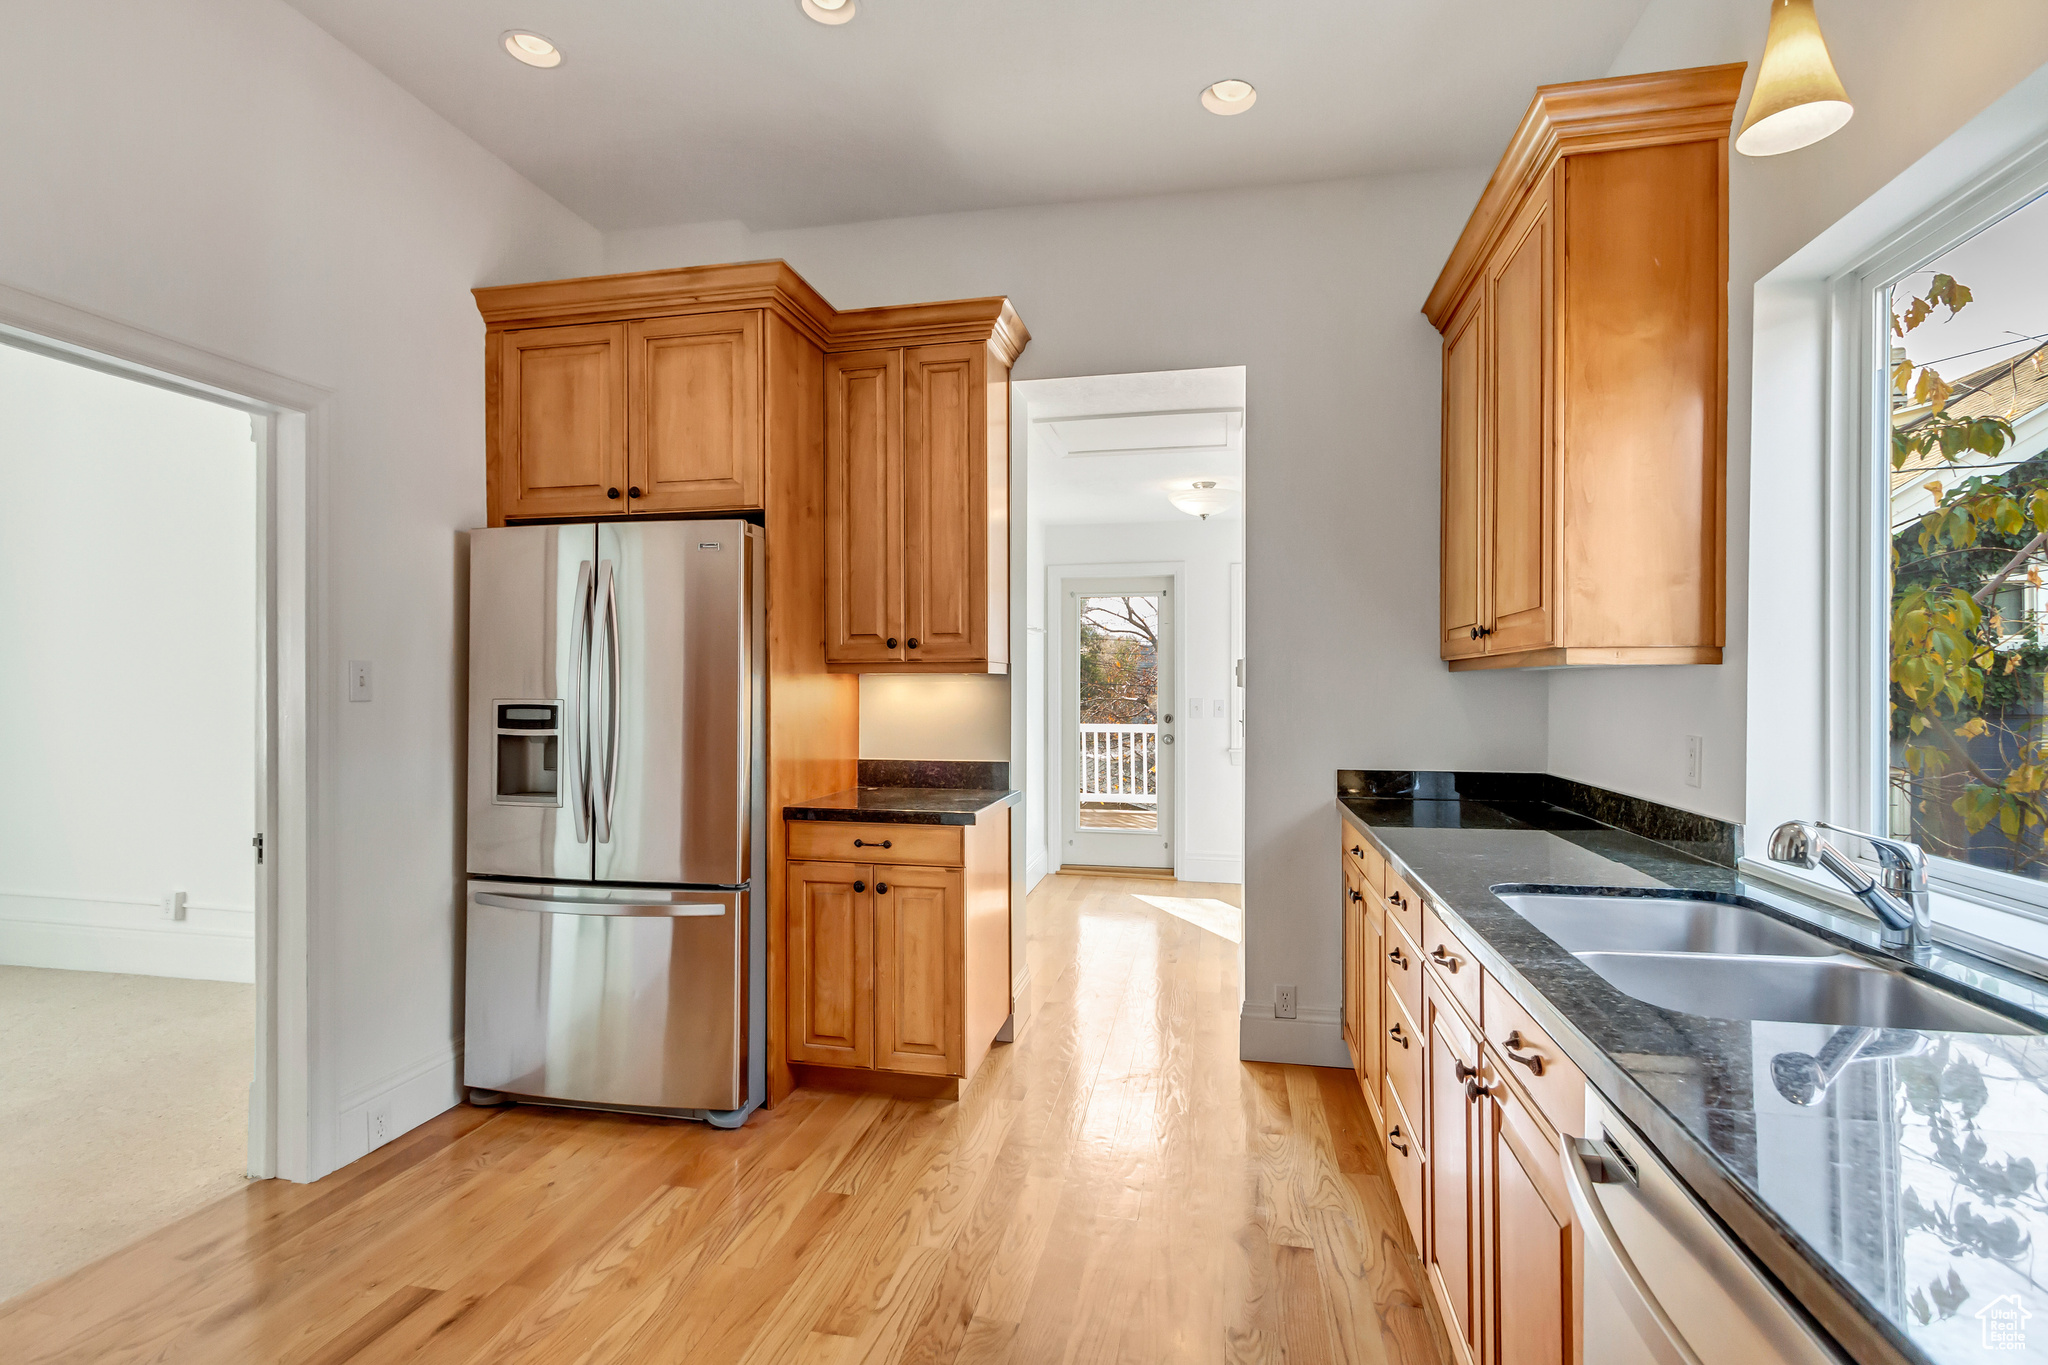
[[1881, 187, 2048, 899]]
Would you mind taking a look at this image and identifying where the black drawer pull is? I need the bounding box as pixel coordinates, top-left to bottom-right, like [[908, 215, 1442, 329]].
[[1388, 946, 1408, 969], [1430, 945, 1462, 972], [1388, 1125, 1409, 1156], [1388, 1022, 1409, 1049], [1349, 844, 1364, 857], [1503, 1030, 1547, 1076], [852, 838, 892, 849]]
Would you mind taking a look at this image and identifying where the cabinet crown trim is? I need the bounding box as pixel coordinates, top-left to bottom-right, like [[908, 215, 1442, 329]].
[[1422, 63, 1745, 330], [474, 259, 1029, 365]]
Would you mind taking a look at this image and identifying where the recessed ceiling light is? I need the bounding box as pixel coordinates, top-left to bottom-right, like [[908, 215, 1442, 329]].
[[801, 0, 857, 24], [1201, 80, 1257, 116], [502, 31, 562, 68], [1169, 481, 1236, 520]]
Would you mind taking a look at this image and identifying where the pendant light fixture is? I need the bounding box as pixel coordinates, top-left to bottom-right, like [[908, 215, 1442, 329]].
[[1735, 0, 1853, 157]]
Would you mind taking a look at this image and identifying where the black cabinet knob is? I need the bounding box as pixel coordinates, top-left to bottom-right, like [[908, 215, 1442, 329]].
[[875, 881, 889, 894], [853, 880, 866, 893], [852, 838, 892, 849], [628, 486, 643, 499], [1470, 626, 1479, 639], [607, 487, 621, 500], [886, 637, 898, 649], [907, 638, 919, 649]]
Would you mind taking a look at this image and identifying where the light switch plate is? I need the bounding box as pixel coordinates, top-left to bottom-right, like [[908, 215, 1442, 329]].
[[348, 660, 372, 703], [1212, 698, 1227, 718], [1685, 735, 1704, 788]]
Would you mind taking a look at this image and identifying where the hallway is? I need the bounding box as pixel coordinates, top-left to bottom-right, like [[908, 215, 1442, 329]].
[[2, 875, 1442, 1364]]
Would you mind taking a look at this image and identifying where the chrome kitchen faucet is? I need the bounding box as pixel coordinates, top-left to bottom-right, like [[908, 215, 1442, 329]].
[[1767, 820, 1932, 962]]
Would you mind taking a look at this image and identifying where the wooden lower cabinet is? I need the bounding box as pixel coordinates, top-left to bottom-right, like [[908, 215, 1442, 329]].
[[786, 812, 1009, 1089], [1486, 1078, 1575, 1365], [1425, 981, 1482, 1365], [1342, 830, 1386, 1125]]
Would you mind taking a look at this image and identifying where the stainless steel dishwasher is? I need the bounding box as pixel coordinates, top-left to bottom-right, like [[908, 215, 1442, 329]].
[[1567, 1085, 1847, 1365]]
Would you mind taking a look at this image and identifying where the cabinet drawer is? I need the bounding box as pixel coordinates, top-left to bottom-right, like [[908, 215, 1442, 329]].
[[1385, 869, 1423, 944], [1482, 972, 1584, 1139], [1425, 906, 1483, 1028], [1384, 1079, 1425, 1252], [1385, 916, 1423, 1026], [1383, 982, 1422, 1130], [1342, 827, 1385, 898], [787, 822, 963, 867]]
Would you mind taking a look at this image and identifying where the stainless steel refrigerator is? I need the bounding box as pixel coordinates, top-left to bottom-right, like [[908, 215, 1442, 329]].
[[463, 520, 765, 1127]]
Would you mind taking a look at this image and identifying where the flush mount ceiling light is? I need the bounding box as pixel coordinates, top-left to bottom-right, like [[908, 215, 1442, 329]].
[[501, 30, 562, 68], [801, 0, 857, 24], [1735, 0, 1852, 156], [1169, 481, 1235, 520], [1201, 79, 1257, 116]]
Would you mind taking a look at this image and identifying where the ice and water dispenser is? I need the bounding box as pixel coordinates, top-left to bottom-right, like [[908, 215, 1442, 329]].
[[494, 702, 562, 805]]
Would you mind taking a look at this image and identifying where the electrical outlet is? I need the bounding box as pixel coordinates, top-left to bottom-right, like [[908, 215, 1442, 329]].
[[347, 660, 373, 703], [1685, 735, 1704, 789], [368, 1102, 393, 1149], [159, 890, 187, 922], [1274, 985, 1298, 1020]]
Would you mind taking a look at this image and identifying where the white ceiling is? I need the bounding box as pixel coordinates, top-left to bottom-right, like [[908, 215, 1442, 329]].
[[279, 0, 1652, 232], [1021, 367, 1245, 526]]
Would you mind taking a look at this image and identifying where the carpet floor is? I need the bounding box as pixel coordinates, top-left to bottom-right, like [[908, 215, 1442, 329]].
[[0, 965, 251, 1303]]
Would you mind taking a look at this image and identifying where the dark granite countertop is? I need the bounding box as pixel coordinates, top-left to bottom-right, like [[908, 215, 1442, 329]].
[[1339, 795, 2048, 1365], [785, 787, 1018, 825]]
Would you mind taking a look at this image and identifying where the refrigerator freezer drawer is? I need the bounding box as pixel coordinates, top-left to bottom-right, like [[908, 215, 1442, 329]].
[[464, 880, 745, 1113]]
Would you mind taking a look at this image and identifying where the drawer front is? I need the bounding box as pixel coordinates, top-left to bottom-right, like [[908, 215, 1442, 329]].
[[787, 822, 964, 867], [1482, 972, 1584, 1139], [1385, 869, 1423, 944], [1385, 915, 1423, 1026], [1342, 826, 1386, 898], [1384, 1078, 1425, 1252], [1425, 906, 1483, 1028], [1383, 981, 1423, 1128]]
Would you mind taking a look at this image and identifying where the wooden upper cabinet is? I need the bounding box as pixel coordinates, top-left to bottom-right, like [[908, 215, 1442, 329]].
[[873, 864, 965, 1076], [825, 349, 905, 665], [495, 323, 628, 520], [627, 311, 763, 513], [1424, 64, 1742, 671], [1441, 297, 1487, 660], [824, 338, 1013, 674]]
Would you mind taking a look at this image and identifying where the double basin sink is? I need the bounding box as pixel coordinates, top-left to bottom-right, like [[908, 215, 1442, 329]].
[[1493, 888, 2036, 1035]]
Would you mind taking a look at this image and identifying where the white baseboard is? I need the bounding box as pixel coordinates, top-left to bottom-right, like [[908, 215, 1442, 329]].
[[0, 890, 253, 982], [1175, 853, 1243, 885], [334, 1046, 464, 1169], [1025, 849, 1048, 892], [1239, 1005, 1350, 1067]]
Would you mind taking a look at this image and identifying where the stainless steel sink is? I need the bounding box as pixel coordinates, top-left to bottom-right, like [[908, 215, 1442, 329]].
[[1492, 890, 1838, 957], [1494, 888, 2037, 1034], [1572, 951, 2033, 1034]]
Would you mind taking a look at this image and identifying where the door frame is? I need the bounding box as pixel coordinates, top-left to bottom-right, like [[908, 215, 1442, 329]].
[[0, 279, 326, 1182], [1045, 560, 1187, 878]]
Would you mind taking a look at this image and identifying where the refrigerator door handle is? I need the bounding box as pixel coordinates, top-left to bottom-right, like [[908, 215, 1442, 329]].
[[570, 559, 595, 845], [474, 891, 728, 918], [595, 557, 622, 844]]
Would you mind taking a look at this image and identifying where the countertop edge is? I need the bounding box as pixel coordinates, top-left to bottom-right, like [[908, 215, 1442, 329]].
[[784, 789, 1020, 826], [1336, 799, 1910, 1365]]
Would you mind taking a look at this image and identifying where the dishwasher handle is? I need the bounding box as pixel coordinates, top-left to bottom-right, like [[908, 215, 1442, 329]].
[[1565, 1136, 1705, 1365]]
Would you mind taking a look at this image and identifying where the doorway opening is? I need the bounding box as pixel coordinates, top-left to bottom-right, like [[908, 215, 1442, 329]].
[[0, 286, 317, 1300], [1064, 577, 1173, 867]]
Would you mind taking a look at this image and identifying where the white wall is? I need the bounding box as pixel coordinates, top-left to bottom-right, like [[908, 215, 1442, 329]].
[[0, 346, 256, 982], [2, 0, 603, 1177], [1546, 1, 2048, 828], [607, 170, 1547, 1066], [1036, 517, 1246, 885]]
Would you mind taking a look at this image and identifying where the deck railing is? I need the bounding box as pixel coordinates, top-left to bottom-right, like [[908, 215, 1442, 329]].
[[1077, 724, 1158, 805]]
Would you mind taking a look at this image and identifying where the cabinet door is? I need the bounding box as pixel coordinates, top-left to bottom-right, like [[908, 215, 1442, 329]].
[[1489, 1083, 1574, 1365], [1426, 984, 1482, 1364], [1343, 866, 1362, 1056], [786, 860, 873, 1068], [902, 343, 989, 665], [874, 864, 964, 1076], [825, 349, 904, 664], [1359, 902, 1383, 1111], [627, 312, 762, 513], [497, 323, 628, 520], [1441, 295, 1488, 660], [1486, 186, 1556, 654]]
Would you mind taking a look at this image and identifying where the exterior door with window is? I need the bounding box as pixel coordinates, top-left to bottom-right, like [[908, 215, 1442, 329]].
[[1060, 578, 1174, 870]]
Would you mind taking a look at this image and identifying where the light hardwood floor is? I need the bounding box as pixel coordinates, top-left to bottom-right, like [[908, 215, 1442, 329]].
[[1, 874, 1445, 1365]]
